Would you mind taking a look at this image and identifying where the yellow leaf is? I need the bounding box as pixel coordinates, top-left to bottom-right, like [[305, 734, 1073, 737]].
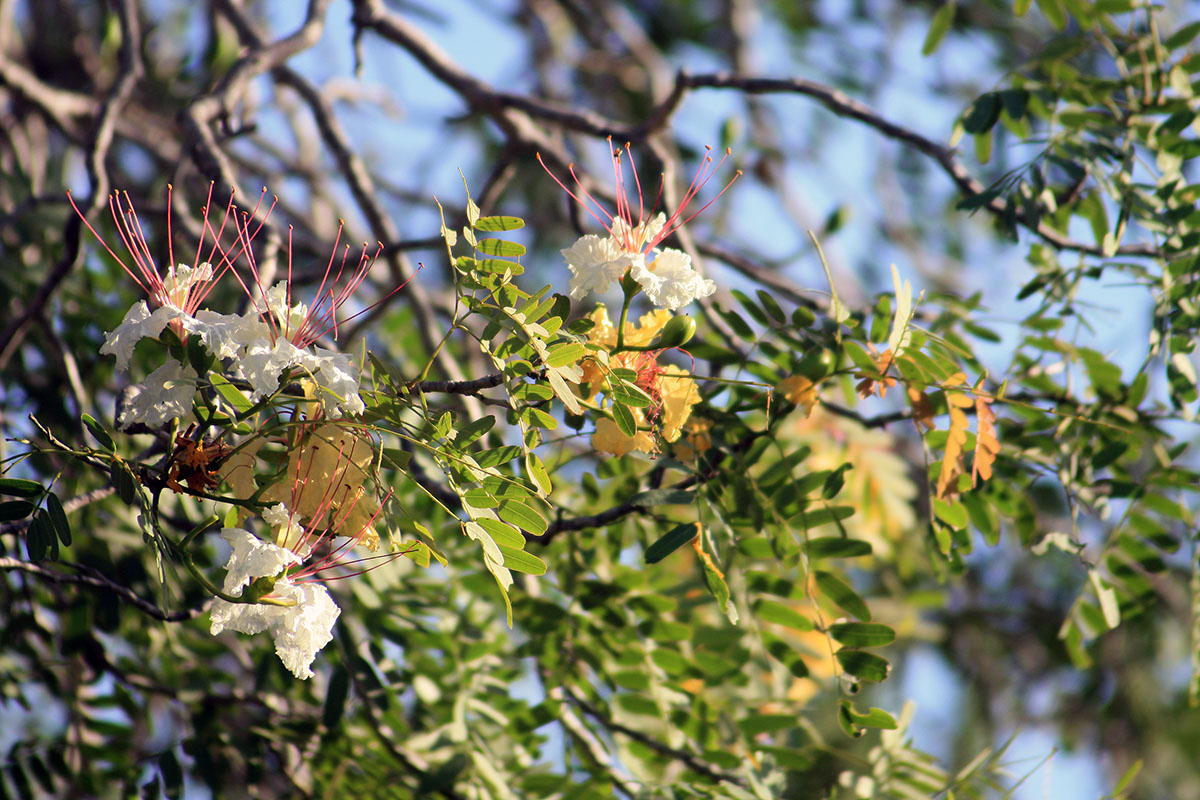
[[972, 396, 999, 487]]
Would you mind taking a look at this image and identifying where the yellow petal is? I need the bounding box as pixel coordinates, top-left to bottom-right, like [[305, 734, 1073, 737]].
[[659, 365, 700, 442], [778, 375, 818, 418]]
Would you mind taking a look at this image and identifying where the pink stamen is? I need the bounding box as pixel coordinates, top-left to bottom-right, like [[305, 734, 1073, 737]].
[[70, 185, 264, 326], [538, 137, 740, 256], [231, 211, 406, 351]]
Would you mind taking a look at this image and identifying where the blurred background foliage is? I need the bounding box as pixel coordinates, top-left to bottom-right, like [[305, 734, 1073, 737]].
[[2, 0, 1200, 797]]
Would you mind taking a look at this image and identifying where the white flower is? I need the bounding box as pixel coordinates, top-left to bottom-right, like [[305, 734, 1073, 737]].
[[215, 527, 302, 594], [236, 338, 314, 400], [117, 359, 197, 429], [209, 528, 340, 680], [161, 263, 214, 310], [310, 347, 365, 417], [611, 213, 666, 251], [629, 248, 716, 311], [561, 235, 634, 300], [193, 309, 269, 360], [264, 281, 310, 339], [101, 301, 189, 372], [263, 503, 309, 553]]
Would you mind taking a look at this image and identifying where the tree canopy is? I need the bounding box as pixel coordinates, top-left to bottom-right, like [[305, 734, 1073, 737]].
[[2, 0, 1200, 797]]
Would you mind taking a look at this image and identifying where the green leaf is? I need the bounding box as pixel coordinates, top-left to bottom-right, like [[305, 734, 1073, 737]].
[[762, 632, 810, 678], [546, 342, 586, 368], [609, 379, 651, 409], [500, 545, 547, 575], [475, 518, 526, 549], [381, 447, 413, 471], [476, 238, 526, 257], [0, 500, 35, 521], [525, 453, 552, 495], [454, 416, 497, 447], [28, 510, 55, 562], [474, 215, 525, 232], [836, 650, 891, 682], [815, 570, 871, 620], [756, 289, 786, 323], [829, 622, 896, 647], [797, 506, 855, 529], [962, 92, 1001, 134], [933, 498, 968, 529], [1166, 21, 1200, 50], [922, 1, 956, 55], [754, 599, 815, 631], [210, 374, 253, 416], [839, 700, 898, 734], [1036, 0, 1067, 29], [629, 488, 696, 507], [522, 408, 558, 430], [323, 666, 350, 729], [645, 523, 699, 564], [731, 290, 769, 327], [112, 463, 138, 505], [498, 499, 548, 535], [0, 478, 43, 498], [805, 537, 872, 559], [81, 413, 115, 451], [45, 493, 71, 547], [612, 402, 637, 437]]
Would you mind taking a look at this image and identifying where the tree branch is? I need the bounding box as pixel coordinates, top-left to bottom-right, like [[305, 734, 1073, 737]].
[[0, 557, 207, 622]]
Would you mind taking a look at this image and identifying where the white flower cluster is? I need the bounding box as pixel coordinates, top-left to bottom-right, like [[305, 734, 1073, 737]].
[[561, 213, 715, 311], [103, 266, 364, 429], [209, 527, 340, 680]]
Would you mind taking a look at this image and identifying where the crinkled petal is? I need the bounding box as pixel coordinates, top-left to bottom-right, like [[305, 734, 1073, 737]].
[[265, 281, 309, 339], [268, 580, 340, 680], [162, 262, 214, 310], [209, 596, 275, 637], [208, 577, 340, 680], [631, 249, 715, 311], [310, 347, 365, 417], [101, 301, 189, 372], [193, 309, 270, 360], [561, 235, 632, 300], [117, 359, 197, 430], [217, 527, 302, 594], [237, 338, 309, 399]]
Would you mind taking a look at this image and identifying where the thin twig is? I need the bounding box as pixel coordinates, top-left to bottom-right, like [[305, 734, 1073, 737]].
[[0, 557, 207, 622]]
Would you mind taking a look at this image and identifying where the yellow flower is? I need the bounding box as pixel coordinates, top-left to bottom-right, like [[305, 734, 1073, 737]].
[[261, 423, 382, 549], [778, 375, 819, 418], [592, 415, 654, 456], [658, 364, 700, 442]]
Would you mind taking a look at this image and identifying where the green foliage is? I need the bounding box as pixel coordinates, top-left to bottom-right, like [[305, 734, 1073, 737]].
[[3, 0, 1200, 797]]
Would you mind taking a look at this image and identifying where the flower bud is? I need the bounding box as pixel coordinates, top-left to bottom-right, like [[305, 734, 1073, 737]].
[[652, 315, 697, 349]]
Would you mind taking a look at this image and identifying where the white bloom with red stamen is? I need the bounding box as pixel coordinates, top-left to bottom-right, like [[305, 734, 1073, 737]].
[[116, 358, 197, 430], [561, 235, 633, 300], [74, 185, 266, 350], [540, 139, 738, 309], [229, 210, 404, 418], [629, 248, 715, 311], [209, 527, 340, 680]]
